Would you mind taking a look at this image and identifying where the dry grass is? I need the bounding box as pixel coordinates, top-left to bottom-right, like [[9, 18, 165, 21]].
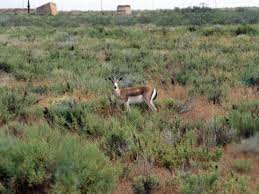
[[113, 180, 133, 194], [113, 162, 178, 194], [0, 72, 27, 88], [150, 76, 189, 101], [226, 86, 259, 105], [219, 143, 259, 192], [149, 79, 227, 122], [36, 90, 97, 108], [181, 96, 226, 122]]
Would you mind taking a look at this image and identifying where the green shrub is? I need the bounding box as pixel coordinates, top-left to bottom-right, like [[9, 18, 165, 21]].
[[232, 159, 251, 173], [0, 89, 36, 124], [197, 117, 236, 147], [234, 25, 257, 36], [145, 175, 160, 192], [162, 98, 183, 111], [201, 26, 224, 36], [187, 26, 198, 32], [245, 75, 259, 87], [104, 127, 131, 158], [29, 85, 49, 95], [2, 122, 25, 137], [45, 101, 109, 137], [158, 115, 186, 146], [83, 113, 107, 137], [132, 175, 159, 194], [153, 129, 222, 170], [229, 101, 259, 138], [153, 133, 195, 169], [0, 62, 11, 73], [207, 85, 225, 104], [165, 176, 180, 189], [220, 174, 250, 194], [180, 171, 219, 194], [132, 176, 145, 194], [0, 125, 120, 194], [125, 108, 145, 130]]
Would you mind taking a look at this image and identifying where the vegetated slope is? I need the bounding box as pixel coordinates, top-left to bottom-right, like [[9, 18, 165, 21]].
[[0, 7, 259, 27], [0, 10, 258, 194]]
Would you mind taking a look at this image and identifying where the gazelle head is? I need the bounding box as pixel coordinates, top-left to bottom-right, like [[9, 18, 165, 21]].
[[108, 76, 123, 90]]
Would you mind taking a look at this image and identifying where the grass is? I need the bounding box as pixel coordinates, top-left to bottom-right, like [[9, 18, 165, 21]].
[[232, 159, 252, 173], [0, 125, 120, 194], [0, 8, 258, 194]]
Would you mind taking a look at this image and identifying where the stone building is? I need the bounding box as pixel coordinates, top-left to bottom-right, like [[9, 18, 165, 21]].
[[36, 2, 57, 16], [117, 5, 131, 15]]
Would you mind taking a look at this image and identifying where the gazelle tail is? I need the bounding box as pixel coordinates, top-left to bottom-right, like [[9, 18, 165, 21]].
[[151, 88, 157, 102]]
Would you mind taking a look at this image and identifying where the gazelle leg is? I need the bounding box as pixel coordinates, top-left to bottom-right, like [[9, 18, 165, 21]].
[[144, 98, 156, 111], [125, 101, 131, 112], [150, 100, 157, 111], [149, 88, 157, 111]]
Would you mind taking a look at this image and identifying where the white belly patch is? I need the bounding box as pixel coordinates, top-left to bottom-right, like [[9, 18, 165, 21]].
[[128, 95, 144, 104]]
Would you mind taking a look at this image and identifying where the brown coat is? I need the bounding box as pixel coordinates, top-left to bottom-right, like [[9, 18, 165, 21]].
[[114, 86, 153, 102]]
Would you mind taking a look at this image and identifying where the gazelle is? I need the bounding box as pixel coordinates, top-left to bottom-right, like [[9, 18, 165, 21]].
[[108, 76, 157, 111]]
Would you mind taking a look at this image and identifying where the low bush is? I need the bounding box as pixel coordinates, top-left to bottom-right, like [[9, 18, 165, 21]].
[[0, 89, 36, 124], [132, 175, 159, 194], [232, 159, 251, 173], [180, 171, 219, 194], [201, 26, 225, 36], [165, 176, 180, 190], [0, 62, 11, 73], [132, 176, 145, 194], [234, 25, 257, 36], [220, 174, 250, 194], [104, 126, 132, 158], [0, 125, 120, 194], [29, 85, 49, 95], [162, 98, 184, 112], [187, 26, 198, 32], [153, 130, 222, 170], [2, 121, 25, 137], [125, 108, 145, 130], [44, 100, 110, 137], [243, 72, 259, 87], [207, 85, 225, 105], [229, 101, 259, 138], [197, 117, 236, 147], [159, 115, 187, 146]]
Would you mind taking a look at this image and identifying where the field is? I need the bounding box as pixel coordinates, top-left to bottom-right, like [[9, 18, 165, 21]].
[[0, 8, 259, 194]]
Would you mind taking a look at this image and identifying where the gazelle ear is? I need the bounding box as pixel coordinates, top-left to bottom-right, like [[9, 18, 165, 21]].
[[107, 77, 113, 83]]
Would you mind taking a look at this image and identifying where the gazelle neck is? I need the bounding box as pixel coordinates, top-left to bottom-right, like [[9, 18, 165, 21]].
[[113, 82, 121, 97]]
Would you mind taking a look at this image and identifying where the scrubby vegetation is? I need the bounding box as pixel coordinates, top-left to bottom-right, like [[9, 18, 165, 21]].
[[1, 7, 259, 27], [0, 8, 258, 193], [232, 159, 252, 173], [0, 125, 119, 194]]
